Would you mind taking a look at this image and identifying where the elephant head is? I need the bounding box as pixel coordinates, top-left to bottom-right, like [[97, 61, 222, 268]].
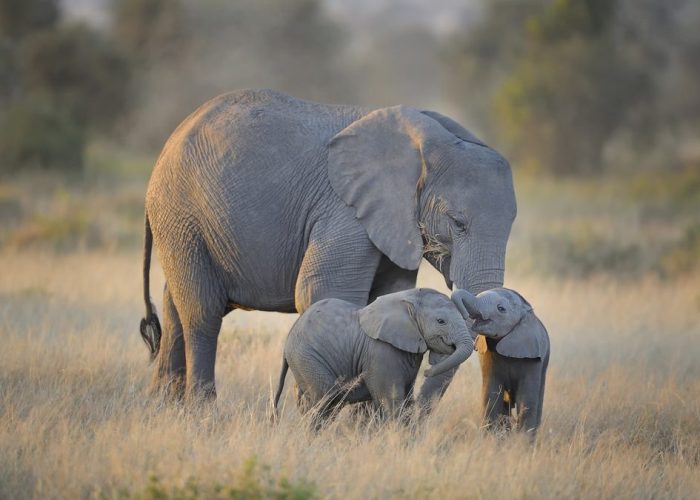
[[328, 106, 516, 295], [358, 289, 474, 377], [451, 288, 548, 359]]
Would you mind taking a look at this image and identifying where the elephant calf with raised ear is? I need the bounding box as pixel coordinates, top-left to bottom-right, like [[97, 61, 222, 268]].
[[274, 289, 474, 427], [452, 288, 550, 436]]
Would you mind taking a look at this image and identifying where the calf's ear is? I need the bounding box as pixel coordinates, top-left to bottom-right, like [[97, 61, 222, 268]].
[[358, 292, 428, 354], [495, 312, 549, 359]]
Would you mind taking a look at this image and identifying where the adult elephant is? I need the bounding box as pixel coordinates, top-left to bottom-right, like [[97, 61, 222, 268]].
[[140, 89, 516, 402]]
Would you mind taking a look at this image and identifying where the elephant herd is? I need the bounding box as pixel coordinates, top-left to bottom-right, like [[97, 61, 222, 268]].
[[140, 89, 549, 436], [275, 287, 549, 433]]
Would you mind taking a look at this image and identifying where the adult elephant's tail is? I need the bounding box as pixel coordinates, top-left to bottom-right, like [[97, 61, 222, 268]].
[[139, 213, 161, 361], [272, 357, 289, 423]]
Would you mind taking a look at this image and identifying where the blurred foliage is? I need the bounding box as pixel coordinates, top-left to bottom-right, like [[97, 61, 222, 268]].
[[0, 36, 17, 100], [0, 96, 85, 171], [0, 0, 57, 41], [0, 0, 130, 173], [533, 225, 643, 278], [626, 164, 700, 210], [1, 0, 699, 177], [106, 457, 318, 499], [0, 164, 147, 251], [658, 223, 700, 279], [506, 167, 700, 279], [20, 24, 130, 130], [1, 183, 101, 250], [114, 0, 348, 150], [496, 0, 651, 175], [113, 0, 187, 66], [7, 210, 101, 250], [446, 0, 700, 176]]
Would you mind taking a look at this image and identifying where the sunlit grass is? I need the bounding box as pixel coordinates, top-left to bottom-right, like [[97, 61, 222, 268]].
[[0, 165, 698, 498], [0, 250, 698, 498]]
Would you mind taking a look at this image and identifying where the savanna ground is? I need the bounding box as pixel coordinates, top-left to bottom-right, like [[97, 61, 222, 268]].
[[1, 149, 699, 498]]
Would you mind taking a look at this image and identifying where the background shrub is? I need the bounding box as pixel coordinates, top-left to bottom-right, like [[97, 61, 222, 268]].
[[0, 0, 129, 173], [0, 96, 84, 171]]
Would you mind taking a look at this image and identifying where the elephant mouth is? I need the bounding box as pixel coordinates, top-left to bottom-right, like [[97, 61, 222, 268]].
[[437, 337, 457, 353], [471, 318, 491, 333]]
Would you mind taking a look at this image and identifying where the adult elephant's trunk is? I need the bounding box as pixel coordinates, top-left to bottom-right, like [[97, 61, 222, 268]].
[[450, 236, 505, 295], [424, 334, 473, 378]]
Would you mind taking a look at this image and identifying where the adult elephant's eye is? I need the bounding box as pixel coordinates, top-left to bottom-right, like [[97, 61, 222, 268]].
[[437, 318, 446, 324], [497, 305, 506, 313]]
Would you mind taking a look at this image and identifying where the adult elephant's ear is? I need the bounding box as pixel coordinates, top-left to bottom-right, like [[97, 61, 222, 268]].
[[358, 291, 427, 353], [496, 312, 549, 359], [328, 106, 450, 270], [420, 110, 487, 147]]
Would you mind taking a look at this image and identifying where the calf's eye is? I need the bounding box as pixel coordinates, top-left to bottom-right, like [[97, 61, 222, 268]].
[[437, 318, 446, 324], [497, 305, 506, 313]]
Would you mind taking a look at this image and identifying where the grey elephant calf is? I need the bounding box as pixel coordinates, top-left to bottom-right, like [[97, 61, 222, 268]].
[[274, 289, 474, 426], [453, 288, 550, 435]]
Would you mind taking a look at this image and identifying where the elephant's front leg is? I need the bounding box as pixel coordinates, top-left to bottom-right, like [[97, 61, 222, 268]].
[[368, 255, 418, 303], [482, 380, 511, 431], [294, 214, 382, 312], [479, 353, 511, 431], [366, 347, 420, 422], [373, 386, 411, 422], [513, 362, 545, 435], [416, 351, 460, 412]]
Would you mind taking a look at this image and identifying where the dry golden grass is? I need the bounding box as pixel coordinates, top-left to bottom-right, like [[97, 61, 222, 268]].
[[1, 248, 699, 499]]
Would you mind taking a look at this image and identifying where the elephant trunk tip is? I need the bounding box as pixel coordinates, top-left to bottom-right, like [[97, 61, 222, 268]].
[[451, 288, 483, 321], [424, 340, 473, 378]]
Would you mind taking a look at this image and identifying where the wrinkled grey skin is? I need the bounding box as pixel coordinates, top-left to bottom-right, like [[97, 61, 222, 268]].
[[452, 288, 550, 435], [140, 89, 516, 401], [274, 289, 473, 426]]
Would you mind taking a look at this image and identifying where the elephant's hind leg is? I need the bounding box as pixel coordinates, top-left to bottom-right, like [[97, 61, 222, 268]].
[[167, 252, 227, 403], [151, 283, 186, 400], [182, 308, 224, 403], [302, 377, 346, 431]]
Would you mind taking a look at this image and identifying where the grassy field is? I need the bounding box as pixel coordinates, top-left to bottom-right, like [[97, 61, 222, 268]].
[[1, 165, 699, 498]]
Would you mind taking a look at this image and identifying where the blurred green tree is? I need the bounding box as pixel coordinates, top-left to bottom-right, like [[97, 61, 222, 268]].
[[112, 0, 186, 66], [117, 0, 349, 151], [443, 1, 541, 136], [0, 0, 58, 41], [445, 0, 700, 176], [0, 0, 131, 172], [0, 37, 17, 103], [21, 24, 131, 131], [0, 96, 85, 171], [496, 0, 652, 175]]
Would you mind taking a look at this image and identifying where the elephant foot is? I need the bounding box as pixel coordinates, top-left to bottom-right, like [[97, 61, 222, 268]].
[[149, 373, 186, 403], [480, 412, 515, 442], [185, 383, 217, 407]]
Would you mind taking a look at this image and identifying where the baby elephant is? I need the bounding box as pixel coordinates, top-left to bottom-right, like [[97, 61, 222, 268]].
[[274, 288, 474, 426], [452, 288, 550, 435]]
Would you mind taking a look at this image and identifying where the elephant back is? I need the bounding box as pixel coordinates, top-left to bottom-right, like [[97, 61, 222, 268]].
[[289, 298, 361, 342]]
